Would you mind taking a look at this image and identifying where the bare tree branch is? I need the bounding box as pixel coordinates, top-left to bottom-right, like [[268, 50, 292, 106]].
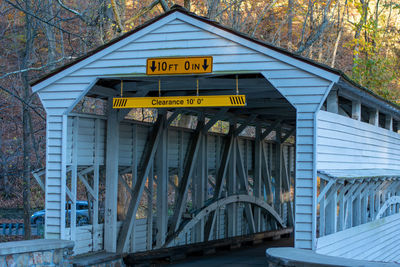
[[125, 0, 165, 26], [296, 0, 334, 54], [111, 0, 123, 32], [56, 0, 85, 21], [215, 0, 244, 18], [251, 0, 279, 37], [0, 84, 45, 121], [4, 0, 88, 43], [0, 57, 67, 80]]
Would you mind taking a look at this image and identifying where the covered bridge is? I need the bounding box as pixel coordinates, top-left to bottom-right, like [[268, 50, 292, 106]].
[[31, 5, 400, 263]]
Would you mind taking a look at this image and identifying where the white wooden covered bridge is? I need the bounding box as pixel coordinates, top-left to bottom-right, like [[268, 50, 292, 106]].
[[31, 5, 400, 263]]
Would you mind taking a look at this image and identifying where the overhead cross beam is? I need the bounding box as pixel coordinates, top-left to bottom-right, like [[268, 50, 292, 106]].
[[234, 114, 257, 136], [281, 128, 295, 143], [203, 108, 229, 133], [261, 120, 281, 140]]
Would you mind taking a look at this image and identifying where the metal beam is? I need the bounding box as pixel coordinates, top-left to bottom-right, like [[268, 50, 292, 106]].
[[261, 120, 281, 140], [164, 194, 285, 247], [203, 108, 228, 133], [156, 117, 168, 248], [235, 139, 256, 234], [167, 110, 183, 125], [281, 128, 295, 143], [167, 118, 205, 239], [254, 125, 262, 232], [234, 114, 257, 136], [116, 114, 166, 253], [261, 143, 274, 204], [204, 131, 234, 241]]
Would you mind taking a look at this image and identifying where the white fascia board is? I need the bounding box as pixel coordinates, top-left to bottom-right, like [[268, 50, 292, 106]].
[[175, 12, 340, 83], [32, 13, 178, 93]]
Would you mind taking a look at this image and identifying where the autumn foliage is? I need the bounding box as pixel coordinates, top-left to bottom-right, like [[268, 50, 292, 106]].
[[0, 0, 399, 239]]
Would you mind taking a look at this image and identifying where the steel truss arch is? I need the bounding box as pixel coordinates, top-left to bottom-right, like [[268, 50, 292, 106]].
[[165, 194, 286, 247]]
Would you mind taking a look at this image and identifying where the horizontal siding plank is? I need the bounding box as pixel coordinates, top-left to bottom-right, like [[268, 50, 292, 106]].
[[120, 36, 226, 50], [270, 77, 331, 87], [317, 111, 400, 171], [151, 23, 202, 33]]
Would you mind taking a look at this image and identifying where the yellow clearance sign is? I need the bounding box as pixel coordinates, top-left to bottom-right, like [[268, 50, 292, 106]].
[[146, 57, 213, 75], [113, 95, 246, 108]]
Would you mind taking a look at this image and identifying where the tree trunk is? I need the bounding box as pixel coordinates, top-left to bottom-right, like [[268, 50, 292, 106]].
[[208, 0, 220, 20], [44, 0, 57, 69], [184, 0, 190, 11], [22, 0, 34, 240], [287, 0, 293, 50], [353, 0, 369, 68]]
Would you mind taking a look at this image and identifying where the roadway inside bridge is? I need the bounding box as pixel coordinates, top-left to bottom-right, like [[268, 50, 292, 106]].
[[163, 238, 293, 267]]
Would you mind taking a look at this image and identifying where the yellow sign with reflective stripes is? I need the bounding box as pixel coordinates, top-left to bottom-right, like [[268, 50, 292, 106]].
[[146, 57, 213, 75], [113, 95, 246, 108]]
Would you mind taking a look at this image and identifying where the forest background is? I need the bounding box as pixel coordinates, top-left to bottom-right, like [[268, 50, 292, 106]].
[[0, 0, 399, 239]]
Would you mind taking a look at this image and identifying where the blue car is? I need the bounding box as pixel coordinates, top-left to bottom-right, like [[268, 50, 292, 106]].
[[31, 200, 90, 226]]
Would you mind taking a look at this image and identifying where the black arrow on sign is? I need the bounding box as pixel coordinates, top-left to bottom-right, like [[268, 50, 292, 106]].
[[202, 59, 209, 71], [150, 61, 156, 72]]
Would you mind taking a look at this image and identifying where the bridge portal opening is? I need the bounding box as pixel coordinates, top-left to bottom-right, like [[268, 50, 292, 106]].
[[63, 73, 296, 254]]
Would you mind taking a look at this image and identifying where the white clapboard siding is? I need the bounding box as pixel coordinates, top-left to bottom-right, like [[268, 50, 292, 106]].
[[65, 219, 148, 255], [67, 116, 106, 166], [35, 10, 339, 246], [45, 114, 66, 239], [119, 123, 134, 166], [316, 213, 400, 263], [317, 111, 400, 170]]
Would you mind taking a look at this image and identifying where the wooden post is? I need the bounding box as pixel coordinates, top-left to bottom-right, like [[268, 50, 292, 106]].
[[352, 194, 361, 227], [104, 104, 119, 252], [386, 115, 393, 131], [156, 120, 168, 248], [338, 184, 349, 231], [93, 119, 100, 251], [71, 117, 79, 245], [327, 90, 339, 114], [325, 185, 337, 235], [369, 109, 379, 126], [352, 100, 361, 121]]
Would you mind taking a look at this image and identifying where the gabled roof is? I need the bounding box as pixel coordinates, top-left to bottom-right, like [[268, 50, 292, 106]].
[[30, 5, 400, 113], [31, 4, 340, 87]]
